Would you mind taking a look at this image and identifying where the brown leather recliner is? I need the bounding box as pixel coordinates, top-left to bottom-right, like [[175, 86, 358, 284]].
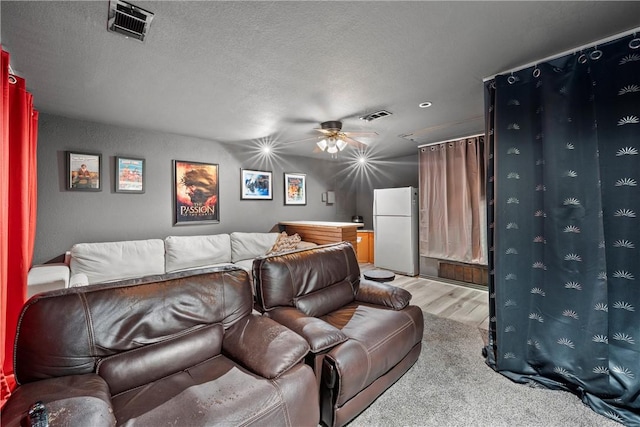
[[2, 267, 319, 427], [253, 242, 424, 427]]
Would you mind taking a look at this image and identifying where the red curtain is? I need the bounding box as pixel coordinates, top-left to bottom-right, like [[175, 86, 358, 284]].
[[1, 46, 38, 407]]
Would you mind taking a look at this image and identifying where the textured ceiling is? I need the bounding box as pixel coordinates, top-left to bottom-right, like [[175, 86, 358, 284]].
[[3, 1, 640, 159]]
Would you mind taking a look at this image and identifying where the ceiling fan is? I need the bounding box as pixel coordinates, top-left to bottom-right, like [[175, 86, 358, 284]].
[[284, 121, 377, 157]]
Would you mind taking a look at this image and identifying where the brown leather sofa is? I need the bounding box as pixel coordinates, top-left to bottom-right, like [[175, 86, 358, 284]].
[[2, 267, 319, 427], [253, 242, 424, 427]]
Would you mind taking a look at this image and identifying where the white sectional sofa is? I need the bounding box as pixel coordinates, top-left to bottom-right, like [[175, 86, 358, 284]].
[[27, 232, 313, 296]]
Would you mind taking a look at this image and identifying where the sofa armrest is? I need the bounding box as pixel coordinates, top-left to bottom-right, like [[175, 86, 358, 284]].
[[1, 374, 115, 427], [223, 314, 310, 379], [27, 264, 70, 297], [266, 307, 348, 353], [355, 278, 412, 310]]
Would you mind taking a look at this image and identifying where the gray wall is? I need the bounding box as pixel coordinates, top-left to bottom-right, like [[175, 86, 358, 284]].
[[34, 113, 356, 264], [350, 154, 419, 230]]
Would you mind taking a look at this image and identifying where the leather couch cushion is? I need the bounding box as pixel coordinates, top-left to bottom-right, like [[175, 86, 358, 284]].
[[230, 232, 279, 262], [14, 269, 252, 384], [254, 242, 361, 311], [98, 324, 223, 395], [295, 279, 355, 317], [323, 303, 424, 406], [1, 374, 115, 427], [70, 239, 165, 284], [111, 355, 313, 426], [165, 234, 232, 273]]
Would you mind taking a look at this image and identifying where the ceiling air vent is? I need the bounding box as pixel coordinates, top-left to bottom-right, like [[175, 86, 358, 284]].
[[108, 0, 154, 42], [360, 110, 392, 122]]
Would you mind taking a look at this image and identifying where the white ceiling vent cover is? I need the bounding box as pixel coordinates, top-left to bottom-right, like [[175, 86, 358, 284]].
[[108, 0, 154, 42]]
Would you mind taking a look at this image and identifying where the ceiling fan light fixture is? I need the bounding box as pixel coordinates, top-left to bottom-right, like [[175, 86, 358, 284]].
[[317, 139, 328, 151], [336, 139, 347, 151]]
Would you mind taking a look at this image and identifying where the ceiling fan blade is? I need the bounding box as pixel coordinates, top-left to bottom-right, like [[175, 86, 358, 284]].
[[343, 131, 378, 137], [341, 136, 369, 149], [279, 135, 322, 145]]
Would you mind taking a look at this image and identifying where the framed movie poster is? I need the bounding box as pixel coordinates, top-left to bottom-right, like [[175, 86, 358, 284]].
[[67, 151, 101, 191], [240, 169, 272, 200], [115, 156, 145, 193], [284, 172, 306, 205], [174, 160, 219, 225]]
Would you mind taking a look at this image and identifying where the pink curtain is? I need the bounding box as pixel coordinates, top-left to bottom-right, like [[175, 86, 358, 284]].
[[419, 136, 485, 264], [1, 46, 38, 407]]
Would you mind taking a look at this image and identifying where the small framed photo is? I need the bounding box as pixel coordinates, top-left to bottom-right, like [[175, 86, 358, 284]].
[[241, 169, 273, 200], [115, 156, 145, 193], [67, 151, 101, 191], [284, 172, 306, 205], [174, 160, 219, 225]]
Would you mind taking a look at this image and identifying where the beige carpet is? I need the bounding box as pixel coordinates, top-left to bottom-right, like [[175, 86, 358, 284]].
[[349, 312, 619, 427]]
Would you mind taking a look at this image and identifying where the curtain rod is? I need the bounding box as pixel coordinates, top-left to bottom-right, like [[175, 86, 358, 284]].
[[483, 26, 640, 82], [418, 133, 485, 148]]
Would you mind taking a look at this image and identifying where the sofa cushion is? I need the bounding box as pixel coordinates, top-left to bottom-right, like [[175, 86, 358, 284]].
[[295, 279, 355, 318], [70, 239, 165, 285], [97, 324, 223, 395], [230, 232, 279, 262], [110, 355, 315, 426], [0, 374, 115, 427], [254, 242, 361, 312], [165, 234, 232, 273], [14, 269, 252, 384], [323, 303, 424, 406]]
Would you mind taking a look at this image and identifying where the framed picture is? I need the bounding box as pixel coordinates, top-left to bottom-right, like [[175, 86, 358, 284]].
[[284, 172, 306, 205], [241, 169, 273, 200], [67, 151, 101, 191], [173, 160, 219, 225], [115, 156, 145, 193]]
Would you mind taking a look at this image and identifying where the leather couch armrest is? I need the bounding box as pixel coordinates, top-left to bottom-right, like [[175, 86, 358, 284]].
[[1, 374, 115, 427], [355, 278, 412, 310], [266, 307, 348, 353], [223, 314, 310, 379]]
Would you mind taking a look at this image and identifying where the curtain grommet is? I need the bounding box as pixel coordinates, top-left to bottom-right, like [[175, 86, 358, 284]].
[[533, 68, 541, 78], [589, 50, 603, 60], [578, 53, 588, 64], [629, 37, 640, 49], [8, 75, 17, 84], [507, 75, 517, 85]]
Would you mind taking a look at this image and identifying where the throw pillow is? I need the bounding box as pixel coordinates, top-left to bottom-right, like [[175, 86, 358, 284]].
[[267, 232, 302, 255]]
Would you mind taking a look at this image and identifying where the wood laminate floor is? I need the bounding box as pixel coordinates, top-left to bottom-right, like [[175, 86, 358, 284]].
[[360, 263, 490, 331]]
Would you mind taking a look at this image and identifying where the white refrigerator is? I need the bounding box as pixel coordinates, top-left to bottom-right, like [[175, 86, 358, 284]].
[[373, 187, 419, 276]]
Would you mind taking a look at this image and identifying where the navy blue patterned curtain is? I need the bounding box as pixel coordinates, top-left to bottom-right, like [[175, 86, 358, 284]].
[[485, 33, 640, 424]]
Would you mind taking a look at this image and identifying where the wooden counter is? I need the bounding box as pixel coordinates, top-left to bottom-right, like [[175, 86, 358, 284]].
[[279, 221, 363, 250], [356, 230, 374, 263]]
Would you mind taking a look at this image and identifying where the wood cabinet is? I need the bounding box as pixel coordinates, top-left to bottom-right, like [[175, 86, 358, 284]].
[[356, 230, 374, 263], [280, 221, 362, 251], [438, 261, 488, 286]]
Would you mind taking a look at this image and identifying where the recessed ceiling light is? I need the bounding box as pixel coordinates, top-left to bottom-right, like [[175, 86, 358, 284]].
[[419, 101, 433, 108]]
